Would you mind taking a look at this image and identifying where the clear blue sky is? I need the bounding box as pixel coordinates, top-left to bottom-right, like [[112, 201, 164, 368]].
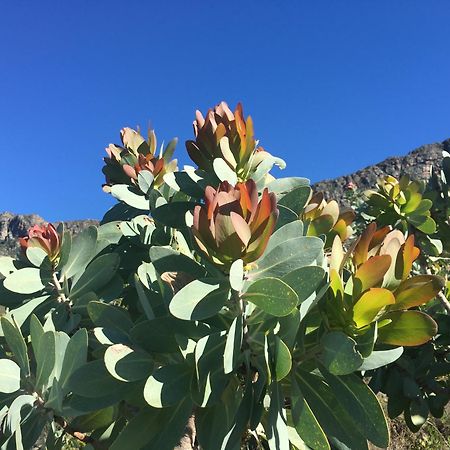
[[1, 1, 449, 221]]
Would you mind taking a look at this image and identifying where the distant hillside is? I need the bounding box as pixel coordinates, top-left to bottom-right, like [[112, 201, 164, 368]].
[[1, 138, 449, 257], [313, 138, 449, 205]]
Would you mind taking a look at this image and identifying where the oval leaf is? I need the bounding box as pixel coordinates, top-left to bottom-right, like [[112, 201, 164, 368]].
[[244, 278, 298, 317]]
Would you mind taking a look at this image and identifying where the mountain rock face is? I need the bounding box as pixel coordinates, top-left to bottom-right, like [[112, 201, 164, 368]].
[[0, 212, 98, 257], [1, 138, 448, 257], [312, 138, 450, 206]]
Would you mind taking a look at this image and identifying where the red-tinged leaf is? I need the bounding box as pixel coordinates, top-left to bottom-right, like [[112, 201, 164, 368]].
[[353, 255, 392, 297], [251, 189, 272, 231], [396, 235, 420, 281], [391, 275, 445, 310], [245, 215, 276, 263], [230, 212, 251, 247], [353, 223, 377, 267], [353, 288, 395, 329], [377, 311, 437, 346]]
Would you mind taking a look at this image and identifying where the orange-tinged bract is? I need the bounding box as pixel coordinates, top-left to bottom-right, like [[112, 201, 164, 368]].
[[186, 101, 273, 180], [103, 127, 177, 191], [303, 191, 355, 246], [19, 224, 61, 262], [192, 180, 278, 269]]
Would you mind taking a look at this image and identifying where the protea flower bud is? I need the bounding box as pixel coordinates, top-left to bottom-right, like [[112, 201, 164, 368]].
[[192, 180, 278, 269], [186, 102, 273, 180], [103, 127, 177, 191], [19, 224, 61, 262]]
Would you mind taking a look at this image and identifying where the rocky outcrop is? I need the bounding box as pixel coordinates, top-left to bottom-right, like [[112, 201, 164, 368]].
[[312, 138, 450, 205]]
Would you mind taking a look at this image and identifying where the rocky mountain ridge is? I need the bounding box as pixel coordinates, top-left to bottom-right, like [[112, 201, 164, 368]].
[[1, 138, 449, 257]]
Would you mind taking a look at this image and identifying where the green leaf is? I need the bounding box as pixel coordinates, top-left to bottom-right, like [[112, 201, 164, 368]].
[[0, 256, 16, 278], [291, 375, 329, 450], [319, 369, 389, 448], [224, 316, 243, 374], [151, 201, 196, 228], [274, 337, 292, 381], [59, 328, 88, 394], [163, 170, 206, 198], [70, 253, 120, 299], [353, 288, 395, 328], [130, 317, 211, 354], [3, 268, 44, 294], [193, 332, 229, 407], [243, 278, 298, 317], [0, 359, 21, 393], [62, 226, 97, 279], [278, 186, 311, 215], [35, 331, 55, 391], [26, 247, 47, 267], [45, 378, 63, 413], [87, 301, 134, 334], [267, 177, 310, 196], [169, 279, 229, 321], [111, 398, 193, 450], [29, 315, 44, 361], [229, 259, 244, 292], [1, 318, 30, 376], [265, 221, 304, 254], [143, 363, 192, 408], [282, 266, 325, 304], [296, 371, 369, 450], [110, 184, 151, 210], [359, 347, 404, 371], [377, 311, 437, 346], [318, 331, 363, 375], [391, 275, 445, 310], [250, 236, 323, 279], [4, 295, 49, 330], [407, 214, 436, 234], [70, 406, 117, 433], [265, 383, 290, 450], [150, 246, 206, 279], [104, 344, 153, 382], [137, 171, 154, 194], [196, 380, 243, 450], [213, 158, 238, 185], [68, 360, 128, 399]]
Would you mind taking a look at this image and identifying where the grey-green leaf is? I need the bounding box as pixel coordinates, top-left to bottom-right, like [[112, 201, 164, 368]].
[[169, 279, 229, 321], [3, 268, 44, 294], [318, 331, 363, 375], [0, 359, 21, 393], [1, 318, 30, 376], [70, 253, 120, 299], [243, 278, 298, 317]]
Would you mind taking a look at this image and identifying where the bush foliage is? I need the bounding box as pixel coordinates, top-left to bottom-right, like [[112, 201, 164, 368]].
[[0, 101, 448, 450]]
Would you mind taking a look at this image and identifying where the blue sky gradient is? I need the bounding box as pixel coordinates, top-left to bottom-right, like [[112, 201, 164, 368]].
[[1, 1, 450, 221]]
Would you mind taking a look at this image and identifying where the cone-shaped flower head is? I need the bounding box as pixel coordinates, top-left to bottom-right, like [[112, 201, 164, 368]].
[[103, 127, 177, 191], [19, 224, 61, 262], [192, 180, 278, 269], [186, 102, 273, 180]]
